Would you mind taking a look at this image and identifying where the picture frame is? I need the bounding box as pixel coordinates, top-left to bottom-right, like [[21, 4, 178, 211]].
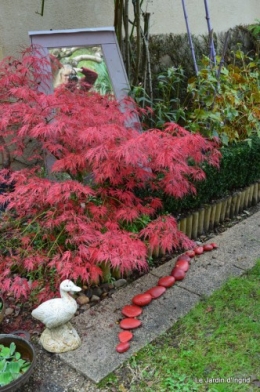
[[28, 27, 130, 100], [28, 27, 138, 175]]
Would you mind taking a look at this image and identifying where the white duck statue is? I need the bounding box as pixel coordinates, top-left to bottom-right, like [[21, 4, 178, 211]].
[[31, 279, 82, 353]]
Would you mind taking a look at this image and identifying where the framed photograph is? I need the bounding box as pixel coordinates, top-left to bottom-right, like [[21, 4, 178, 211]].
[[28, 27, 130, 100]]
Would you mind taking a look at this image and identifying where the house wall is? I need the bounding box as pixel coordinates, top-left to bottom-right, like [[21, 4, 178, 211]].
[[147, 0, 260, 35], [0, 0, 259, 58]]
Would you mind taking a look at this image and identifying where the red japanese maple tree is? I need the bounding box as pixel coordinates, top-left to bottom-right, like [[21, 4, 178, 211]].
[[0, 47, 221, 302]]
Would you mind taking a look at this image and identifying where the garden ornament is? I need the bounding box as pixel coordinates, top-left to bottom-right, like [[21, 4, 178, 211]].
[[31, 279, 82, 353]]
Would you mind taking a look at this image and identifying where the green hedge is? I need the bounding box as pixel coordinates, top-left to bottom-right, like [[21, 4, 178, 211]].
[[163, 137, 260, 215]]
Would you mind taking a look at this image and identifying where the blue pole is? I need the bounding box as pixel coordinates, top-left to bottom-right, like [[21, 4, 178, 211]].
[[181, 0, 199, 75], [204, 0, 216, 65]]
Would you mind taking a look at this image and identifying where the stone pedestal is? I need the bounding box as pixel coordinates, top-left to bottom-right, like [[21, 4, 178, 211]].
[[40, 322, 81, 353]]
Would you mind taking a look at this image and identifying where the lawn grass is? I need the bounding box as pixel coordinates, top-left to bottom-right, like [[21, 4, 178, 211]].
[[98, 260, 260, 391]]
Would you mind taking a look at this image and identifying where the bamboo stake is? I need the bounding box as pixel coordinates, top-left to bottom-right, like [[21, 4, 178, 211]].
[[114, 1, 119, 40], [179, 217, 187, 234], [142, 13, 153, 101], [217, 30, 230, 80], [133, 0, 141, 85], [219, 198, 227, 222], [123, 0, 130, 76], [191, 211, 199, 239], [36, 0, 45, 16], [239, 189, 246, 212], [181, 0, 198, 75], [114, 0, 124, 49], [203, 0, 216, 65], [253, 182, 259, 204], [204, 205, 212, 232], [209, 203, 216, 230], [198, 208, 205, 235], [40, 0, 45, 16], [185, 214, 193, 238]]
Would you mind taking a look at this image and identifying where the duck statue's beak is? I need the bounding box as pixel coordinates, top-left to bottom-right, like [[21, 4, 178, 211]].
[[70, 283, 82, 294]]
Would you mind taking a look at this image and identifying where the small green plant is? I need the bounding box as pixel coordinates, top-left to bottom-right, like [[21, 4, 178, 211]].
[[0, 342, 31, 386]]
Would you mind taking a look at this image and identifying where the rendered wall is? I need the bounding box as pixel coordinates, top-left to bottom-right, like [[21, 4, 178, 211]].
[[146, 0, 260, 35], [0, 0, 260, 58], [0, 0, 113, 57]]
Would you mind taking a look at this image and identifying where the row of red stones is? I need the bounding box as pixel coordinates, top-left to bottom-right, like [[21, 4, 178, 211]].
[[116, 242, 218, 353]]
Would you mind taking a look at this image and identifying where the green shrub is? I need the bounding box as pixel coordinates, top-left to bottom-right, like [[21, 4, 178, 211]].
[[130, 66, 188, 129], [162, 137, 260, 214], [187, 51, 260, 144]]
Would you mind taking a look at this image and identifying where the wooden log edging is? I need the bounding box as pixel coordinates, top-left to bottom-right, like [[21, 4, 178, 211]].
[[177, 181, 260, 240]]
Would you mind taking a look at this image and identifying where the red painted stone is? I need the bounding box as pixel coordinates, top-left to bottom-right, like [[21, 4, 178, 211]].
[[116, 341, 130, 353], [132, 293, 152, 307], [194, 246, 204, 255], [118, 330, 133, 343], [171, 267, 186, 280], [177, 254, 191, 263], [122, 305, 143, 318], [120, 318, 142, 330], [175, 259, 189, 272], [210, 242, 218, 249], [146, 285, 166, 298], [158, 276, 175, 288], [203, 243, 213, 251], [185, 249, 195, 258]]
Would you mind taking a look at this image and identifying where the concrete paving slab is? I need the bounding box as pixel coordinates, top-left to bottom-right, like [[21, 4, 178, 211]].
[[150, 258, 175, 278], [205, 215, 260, 270], [140, 285, 200, 333], [58, 208, 260, 384], [59, 283, 200, 383], [59, 273, 161, 383], [176, 263, 244, 296]]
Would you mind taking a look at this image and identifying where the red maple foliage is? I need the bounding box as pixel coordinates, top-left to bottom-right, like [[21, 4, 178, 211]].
[[0, 47, 221, 302]]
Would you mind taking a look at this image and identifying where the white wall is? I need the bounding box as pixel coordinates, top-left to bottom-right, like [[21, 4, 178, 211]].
[[145, 0, 260, 35], [0, 0, 113, 57], [0, 0, 260, 58]]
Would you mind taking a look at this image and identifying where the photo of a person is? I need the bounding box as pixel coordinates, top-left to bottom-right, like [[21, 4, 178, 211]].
[[53, 64, 77, 88], [53, 64, 98, 91], [49, 46, 113, 95]]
